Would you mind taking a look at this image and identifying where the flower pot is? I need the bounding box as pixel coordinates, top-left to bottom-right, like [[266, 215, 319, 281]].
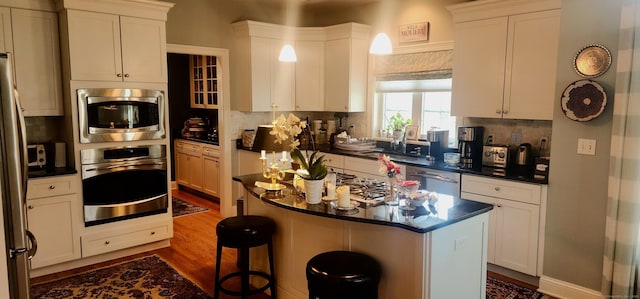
[[304, 179, 324, 204]]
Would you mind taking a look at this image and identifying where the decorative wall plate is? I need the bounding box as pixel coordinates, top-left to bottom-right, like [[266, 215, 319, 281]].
[[574, 44, 612, 78], [560, 79, 607, 122]]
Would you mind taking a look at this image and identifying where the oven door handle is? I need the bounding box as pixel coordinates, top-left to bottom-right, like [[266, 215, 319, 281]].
[[83, 161, 166, 178], [415, 171, 459, 184]]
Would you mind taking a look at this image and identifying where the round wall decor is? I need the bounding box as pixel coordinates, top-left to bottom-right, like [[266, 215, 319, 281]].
[[573, 44, 611, 78], [561, 79, 607, 122]]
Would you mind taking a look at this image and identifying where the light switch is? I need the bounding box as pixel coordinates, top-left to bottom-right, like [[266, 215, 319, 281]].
[[577, 138, 596, 155]]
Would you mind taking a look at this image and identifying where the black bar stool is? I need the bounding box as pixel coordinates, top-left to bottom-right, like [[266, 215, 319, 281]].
[[306, 251, 381, 299], [214, 215, 277, 299]]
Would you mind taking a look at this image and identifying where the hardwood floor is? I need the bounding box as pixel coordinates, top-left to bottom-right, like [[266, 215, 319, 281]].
[[32, 188, 552, 299], [32, 188, 270, 298]]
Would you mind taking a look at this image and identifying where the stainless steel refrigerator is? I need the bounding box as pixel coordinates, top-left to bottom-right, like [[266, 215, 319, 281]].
[[0, 52, 37, 298]]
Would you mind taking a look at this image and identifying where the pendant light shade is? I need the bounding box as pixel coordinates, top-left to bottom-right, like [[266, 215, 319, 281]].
[[279, 44, 297, 62], [369, 33, 392, 55]]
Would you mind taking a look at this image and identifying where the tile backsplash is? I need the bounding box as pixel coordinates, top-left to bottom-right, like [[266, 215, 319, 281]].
[[462, 117, 552, 156], [25, 116, 66, 144]]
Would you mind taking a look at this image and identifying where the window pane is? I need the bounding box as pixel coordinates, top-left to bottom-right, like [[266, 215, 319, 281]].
[[422, 91, 456, 147], [382, 93, 412, 132]]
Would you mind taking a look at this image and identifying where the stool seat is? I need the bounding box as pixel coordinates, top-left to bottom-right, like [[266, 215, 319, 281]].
[[217, 215, 275, 248], [306, 251, 381, 299], [214, 215, 277, 299]]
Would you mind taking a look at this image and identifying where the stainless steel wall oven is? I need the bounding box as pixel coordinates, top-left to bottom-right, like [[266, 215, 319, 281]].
[[81, 144, 168, 226], [77, 88, 165, 143]]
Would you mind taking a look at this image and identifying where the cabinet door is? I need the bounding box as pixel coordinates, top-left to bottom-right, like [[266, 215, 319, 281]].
[[67, 10, 122, 82], [451, 17, 508, 118], [249, 37, 273, 111], [324, 38, 350, 112], [270, 39, 295, 111], [188, 152, 203, 191], [12, 9, 63, 116], [27, 194, 80, 269], [295, 40, 324, 111], [175, 150, 190, 187], [119, 16, 167, 83], [203, 156, 219, 197], [504, 10, 560, 120], [494, 198, 539, 276], [0, 7, 12, 53]]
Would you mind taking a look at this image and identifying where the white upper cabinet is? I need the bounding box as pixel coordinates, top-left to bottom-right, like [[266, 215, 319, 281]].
[[9, 8, 63, 116], [295, 38, 325, 111], [0, 8, 12, 53], [65, 10, 167, 83], [232, 21, 296, 112], [324, 23, 369, 112], [449, 0, 561, 120], [231, 21, 369, 112]]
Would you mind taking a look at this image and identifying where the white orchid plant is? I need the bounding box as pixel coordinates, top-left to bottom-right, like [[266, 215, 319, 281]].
[[270, 113, 328, 180]]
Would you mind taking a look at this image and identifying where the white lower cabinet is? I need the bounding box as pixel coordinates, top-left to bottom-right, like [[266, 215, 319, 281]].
[[461, 174, 546, 276], [343, 156, 405, 181], [202, 145, 220, 197], [26, 175, 81, 269]]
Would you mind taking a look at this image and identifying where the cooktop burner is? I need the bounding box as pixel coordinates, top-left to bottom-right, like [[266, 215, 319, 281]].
[[336, 173, 390, 202]]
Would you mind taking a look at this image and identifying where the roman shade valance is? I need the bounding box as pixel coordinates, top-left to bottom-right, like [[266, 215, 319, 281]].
[[374, 49, 453, 81]]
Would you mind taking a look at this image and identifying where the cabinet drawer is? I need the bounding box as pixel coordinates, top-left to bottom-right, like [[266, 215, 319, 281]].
[[175, 140, 202, 154], [81, 223, 170, 257], [27, 176, 78, 199], [461, 174, 541, 205], [322, 153, 344, 169], [203, 145, 220, 157]]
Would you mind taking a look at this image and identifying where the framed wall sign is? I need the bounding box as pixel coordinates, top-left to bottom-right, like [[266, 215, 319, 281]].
[[399, 22, 429, 44]]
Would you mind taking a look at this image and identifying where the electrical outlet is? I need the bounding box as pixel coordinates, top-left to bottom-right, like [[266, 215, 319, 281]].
[[577, 138, 596, 155], [510, 133, 522, 145]]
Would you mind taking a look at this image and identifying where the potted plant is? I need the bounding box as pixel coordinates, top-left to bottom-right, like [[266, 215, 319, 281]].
[[386, 112, 412, 143], [271, 113, 327, 204]]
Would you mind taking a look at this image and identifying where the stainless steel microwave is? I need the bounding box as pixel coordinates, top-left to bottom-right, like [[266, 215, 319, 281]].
[[77, 88, 166, 143]]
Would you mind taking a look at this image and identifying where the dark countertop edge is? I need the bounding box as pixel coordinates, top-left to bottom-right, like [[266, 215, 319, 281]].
[[28, 167, 78, 179], [235, 147, 548, 185], [178, 137, 220, 146], [234, 175, 494, 234]]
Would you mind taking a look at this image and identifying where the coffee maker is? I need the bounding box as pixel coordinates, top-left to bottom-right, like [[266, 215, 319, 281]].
[[458, 126, 484, 169]]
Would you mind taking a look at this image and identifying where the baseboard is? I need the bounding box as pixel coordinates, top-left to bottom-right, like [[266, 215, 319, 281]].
[[488, 263, 539, 286], [538, 275, 603, 299]]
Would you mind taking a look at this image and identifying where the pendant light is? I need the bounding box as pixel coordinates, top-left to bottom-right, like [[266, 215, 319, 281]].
[[279, 44, 297, 62], [369, 33, 392, 55]]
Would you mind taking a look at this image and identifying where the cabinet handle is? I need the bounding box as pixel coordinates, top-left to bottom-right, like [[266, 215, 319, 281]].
[[49, 185, 55, 190], [116, 73, 122, 78], [104, 241, 110, 245], [496, 203, 502, 208], [124, 74, 130, 78], [494, 186, 500, 191], [496, 109, 501, 114], [503, 110, 508, 114], [28, 205, 34, 209], [150, 231, 156, 235]]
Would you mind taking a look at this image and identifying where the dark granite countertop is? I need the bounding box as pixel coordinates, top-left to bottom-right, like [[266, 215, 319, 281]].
[[178, 137, 219, 146], [237, 145, 548, 185], [234, 173, 493, 234], [28, 167, 77, 179]]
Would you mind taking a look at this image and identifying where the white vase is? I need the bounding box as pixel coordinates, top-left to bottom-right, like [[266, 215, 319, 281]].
[[304, 179, 324, 204]]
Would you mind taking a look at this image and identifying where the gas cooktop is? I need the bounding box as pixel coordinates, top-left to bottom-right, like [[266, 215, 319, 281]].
[[336, 173, 389, 204]]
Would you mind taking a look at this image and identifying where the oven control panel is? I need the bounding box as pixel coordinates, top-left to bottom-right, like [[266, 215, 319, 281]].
[[482, 145, 509, 168]]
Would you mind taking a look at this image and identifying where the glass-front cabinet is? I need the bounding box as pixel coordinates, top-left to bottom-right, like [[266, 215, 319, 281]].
[[190, 55, 219, 109]]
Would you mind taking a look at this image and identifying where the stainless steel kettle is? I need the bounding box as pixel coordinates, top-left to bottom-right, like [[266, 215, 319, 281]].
[[515, 143, 533, 166]]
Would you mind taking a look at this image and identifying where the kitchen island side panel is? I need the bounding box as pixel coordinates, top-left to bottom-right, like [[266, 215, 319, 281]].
[[243, 188, 489, 299]]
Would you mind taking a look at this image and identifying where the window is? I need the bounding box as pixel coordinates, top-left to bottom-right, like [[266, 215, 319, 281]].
[[377, 78, 457, 147]]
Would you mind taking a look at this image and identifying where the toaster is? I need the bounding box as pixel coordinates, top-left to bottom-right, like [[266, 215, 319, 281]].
[[482, 145, 509, 168]]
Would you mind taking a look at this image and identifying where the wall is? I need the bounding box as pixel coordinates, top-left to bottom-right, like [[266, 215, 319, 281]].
[[543, 0, 622, 292]]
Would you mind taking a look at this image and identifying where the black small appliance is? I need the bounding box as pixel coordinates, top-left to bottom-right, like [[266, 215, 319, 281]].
[[457, 126, 484, 169]]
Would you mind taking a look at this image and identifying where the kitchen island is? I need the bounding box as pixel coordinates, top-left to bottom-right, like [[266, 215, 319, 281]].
[[234, 174, 493, 299]]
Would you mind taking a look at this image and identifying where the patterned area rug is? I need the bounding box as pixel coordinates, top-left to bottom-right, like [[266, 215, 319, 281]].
[[31, 255, 211, 299], [172, 197, 209, 218], [487, 276, 544, 299]]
